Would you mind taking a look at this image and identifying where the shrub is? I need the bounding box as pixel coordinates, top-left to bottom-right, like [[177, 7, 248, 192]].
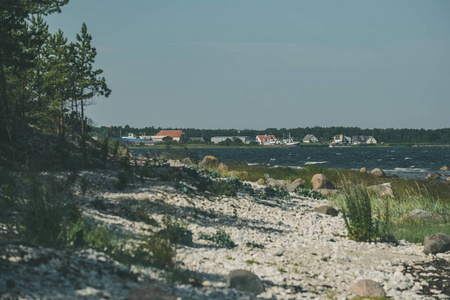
[[198, 230, 236, 249], [115, 171, 129, 190], [259, 186, 291, 200], [341, 186, 378, 242], [157, 217, 193, 246], [246, 241, 264, 249], [295, 187, 324, 200], [22, 179, 80, 249]]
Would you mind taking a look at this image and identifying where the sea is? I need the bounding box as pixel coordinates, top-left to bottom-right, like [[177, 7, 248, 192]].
[[131, 146, 450, 179]]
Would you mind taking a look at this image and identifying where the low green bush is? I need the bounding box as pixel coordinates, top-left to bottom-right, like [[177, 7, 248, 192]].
[[198, 230, 236, 249], [295, 187, 324, 200], [259, 186, 291, 200], [157, 217, 193, 246]]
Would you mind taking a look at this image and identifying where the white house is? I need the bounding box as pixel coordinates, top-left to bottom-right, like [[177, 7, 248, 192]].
[[302, 134, 319, 143], [256, 135, 278, 145], [352, 136, 377, 144]]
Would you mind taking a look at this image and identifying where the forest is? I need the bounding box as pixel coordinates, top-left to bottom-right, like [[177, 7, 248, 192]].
[[92, 125, 450, 145], [0, 0, 110, 137]]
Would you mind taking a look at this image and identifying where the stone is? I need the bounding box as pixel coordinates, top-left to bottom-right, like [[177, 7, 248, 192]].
[[440, 165, 449, 171], [316, 205, 338, 216], [311, 174, 335, 191], [217, 163, 229, 174], [267, 178, 287, 189], [367, 182, 394, 197], [427, 173, 441, 180], [350, 279, 386, 298], [199, 155, 220, 169], [360, 167, 367, 173], [447, 176, 450, 183], [431, 213, 448, 224], [292, 178, 304, 185], [398, 209, 433, 224], [257, 178, 265, 185], [227, 269, 264, 295], [371, 168, 386, 177], [423, 233, 450, 255], [287, 183, 304, 193]]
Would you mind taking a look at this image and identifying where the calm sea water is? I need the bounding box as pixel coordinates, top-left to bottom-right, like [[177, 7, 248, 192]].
[[131, 147, 450, 179]]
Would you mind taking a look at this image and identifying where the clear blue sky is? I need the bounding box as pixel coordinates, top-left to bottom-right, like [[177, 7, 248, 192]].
[[45, 0, 450, 129]]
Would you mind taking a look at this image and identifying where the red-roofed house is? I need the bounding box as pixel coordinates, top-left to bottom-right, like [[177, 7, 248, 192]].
[[156, 130, 186, 142], [256, 135, 278, 145]]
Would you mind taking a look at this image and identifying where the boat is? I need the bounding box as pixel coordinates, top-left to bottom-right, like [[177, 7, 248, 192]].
[[121, 133, 152, 143], [283, 133, 300, 147]]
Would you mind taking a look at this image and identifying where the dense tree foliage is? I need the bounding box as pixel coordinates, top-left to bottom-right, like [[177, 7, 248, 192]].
[[92, 125, 450, 144], [1, 0, 110, 136]]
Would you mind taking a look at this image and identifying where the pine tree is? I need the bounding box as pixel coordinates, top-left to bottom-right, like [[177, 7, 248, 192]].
[[73, 23, 111, 135]]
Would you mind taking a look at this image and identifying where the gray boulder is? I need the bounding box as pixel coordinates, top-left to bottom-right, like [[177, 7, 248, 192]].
[[227, 269, 264, 295], [267, 178, 287, 189], [423, 233, 450, 255], [316, 205, 338, 216], [350, 279, 386, 298], [311, 174, 335, 191], [371, 168, 386, 177]]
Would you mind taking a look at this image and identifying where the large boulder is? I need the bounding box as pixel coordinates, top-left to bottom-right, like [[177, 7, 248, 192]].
[[227, 270, 264, 295], [371, 168, 386, 177], [360, 167, 367, 173], [367, 182, 394, 197], [350, 279, 386, 298], [311, 174, 335, 191], [199, 155, 221, 169], [423, 233, 450, 255], [427, 172, 441, 180], [440, 165, 449, 171]]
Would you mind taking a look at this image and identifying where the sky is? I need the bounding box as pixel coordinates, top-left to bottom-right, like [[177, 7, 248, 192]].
[[44, 0, 450, 130]]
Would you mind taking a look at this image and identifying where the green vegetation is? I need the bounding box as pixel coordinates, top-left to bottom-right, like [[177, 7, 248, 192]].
[[198, 230, 236, 249]]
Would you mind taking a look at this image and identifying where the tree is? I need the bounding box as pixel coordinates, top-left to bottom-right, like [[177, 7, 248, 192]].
[[72, 23, 111, 135], [0, 0, 68, 117]]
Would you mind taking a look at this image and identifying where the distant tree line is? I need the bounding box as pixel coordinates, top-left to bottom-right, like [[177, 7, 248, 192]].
[[92, 125, 450, 144], [0, 0, 110, 136]]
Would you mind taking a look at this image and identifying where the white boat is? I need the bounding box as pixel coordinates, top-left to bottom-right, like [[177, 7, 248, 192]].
[[283, 133, 300, 147]]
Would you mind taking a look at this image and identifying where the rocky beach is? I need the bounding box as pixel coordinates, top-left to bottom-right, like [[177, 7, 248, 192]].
[[1, 156, 449, 300]]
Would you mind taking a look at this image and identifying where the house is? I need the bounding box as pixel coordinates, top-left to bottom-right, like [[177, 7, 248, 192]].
[[302, 134, 319, 143], [256, 135, 278, 145], [156, 130, 186, 142], [211, 136, 254, 144], [352, 136, 377, 144], [332, 134, 352, 144], [151, 136, 173, 143]]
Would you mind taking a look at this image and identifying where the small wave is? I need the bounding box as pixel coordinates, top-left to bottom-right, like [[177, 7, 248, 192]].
[[304, 161, 328, 165], [405, 157, 412, 160], [390, 167, 429, 173], [270, 158, 276, 161]]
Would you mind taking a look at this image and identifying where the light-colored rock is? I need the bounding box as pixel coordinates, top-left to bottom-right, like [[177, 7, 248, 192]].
[[311, 174, 335, 191], [440, 165, 449, 171], [350, 279, 386, 298], [292, 178, 304, 185], [360, 167, 367, 173], [217, 163, 229, 174], [199, 155, 220, 169], [371, 168, 386, 177], [427, 172, 441, 180], [367, 182, 394, 197], [286, 183, 303, 193], [227, 269, 264, 295], [423, 233, 450, 255]]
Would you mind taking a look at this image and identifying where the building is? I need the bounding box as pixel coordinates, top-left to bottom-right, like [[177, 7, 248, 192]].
[[256, 135, 278, 145], [352, 136, 377, 144], [156, 130, 186, 142], [332, 134, 352, 144], [302, 134, 319, 143], [211, 136, 254, 144]]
